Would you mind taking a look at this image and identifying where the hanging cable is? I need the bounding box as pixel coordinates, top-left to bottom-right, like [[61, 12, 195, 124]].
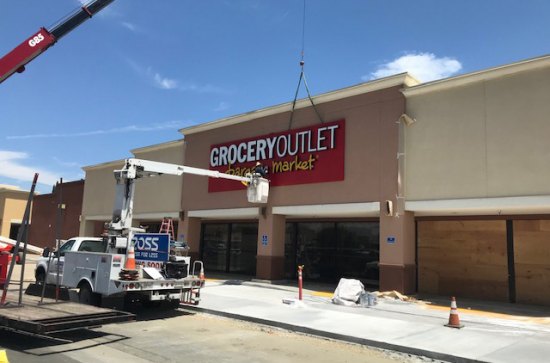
[[288, 0, 324, 130]]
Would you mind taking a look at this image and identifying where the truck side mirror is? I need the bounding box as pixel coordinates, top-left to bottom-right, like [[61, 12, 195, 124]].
[[42, 247, 50, 258]]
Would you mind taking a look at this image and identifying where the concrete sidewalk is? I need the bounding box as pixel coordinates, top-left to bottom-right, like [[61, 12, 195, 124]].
[[186, 278, 550, 363]]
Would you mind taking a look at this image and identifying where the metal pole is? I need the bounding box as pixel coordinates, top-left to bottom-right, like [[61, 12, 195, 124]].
[[298, 265, 304, 301], [1, 173, 38, 306], [55, 178, 63, 302]]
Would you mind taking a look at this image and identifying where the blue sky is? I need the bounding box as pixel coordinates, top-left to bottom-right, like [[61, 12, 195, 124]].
[[1, 0, 549, 193]]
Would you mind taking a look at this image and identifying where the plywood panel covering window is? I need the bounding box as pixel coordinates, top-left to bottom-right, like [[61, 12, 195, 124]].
[[418, 220, 508, 301], [513, 220, 550, 306]]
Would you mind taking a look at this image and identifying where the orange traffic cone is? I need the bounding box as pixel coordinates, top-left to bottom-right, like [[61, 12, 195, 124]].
[[199, 266, 205, 281], [125, 244, 136, 270], [445, 296, 464, 328]]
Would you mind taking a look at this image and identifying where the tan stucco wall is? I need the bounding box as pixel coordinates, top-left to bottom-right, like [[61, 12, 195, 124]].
[[80, 161, 124, 235], [0, 190, 29, 238], [132, 141, 184, 216], [80, 141, 185, 235], [182, 87, 405, 210], [81, 161, 124, 218], [405, 66, 550, 200]]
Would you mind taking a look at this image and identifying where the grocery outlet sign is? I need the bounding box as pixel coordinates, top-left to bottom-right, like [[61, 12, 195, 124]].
[[209, 119, 345, 192]]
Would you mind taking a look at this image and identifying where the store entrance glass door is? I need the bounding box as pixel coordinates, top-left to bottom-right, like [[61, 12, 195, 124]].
[[201, 223, 258, 275], [284, 221, 379, 287]]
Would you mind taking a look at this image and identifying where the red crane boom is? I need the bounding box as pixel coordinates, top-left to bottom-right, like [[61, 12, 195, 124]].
[[0, 0, 114, 84]]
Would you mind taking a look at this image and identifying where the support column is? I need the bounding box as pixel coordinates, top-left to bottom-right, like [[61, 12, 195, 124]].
[[256, 209, 286, 280], [80, 219, 95, 236], [379, 211, 416, 294], [181, 216, 201, 262]]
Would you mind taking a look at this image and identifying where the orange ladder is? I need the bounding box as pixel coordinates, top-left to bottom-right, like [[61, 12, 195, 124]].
[[159, 217, 175, 240]]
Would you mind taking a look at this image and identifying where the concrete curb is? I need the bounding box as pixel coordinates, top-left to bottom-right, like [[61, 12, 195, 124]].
[[182, 305, 489, 363]]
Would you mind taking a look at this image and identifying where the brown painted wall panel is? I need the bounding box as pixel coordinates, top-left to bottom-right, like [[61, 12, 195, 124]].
[[514, 220, 550, 305], [418, 220, 508, 301], [29, 180, 84, 248]]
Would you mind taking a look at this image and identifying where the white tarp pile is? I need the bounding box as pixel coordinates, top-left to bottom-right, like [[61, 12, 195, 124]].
[[332, 278, 364, 306], [0, 236, 43, 255]]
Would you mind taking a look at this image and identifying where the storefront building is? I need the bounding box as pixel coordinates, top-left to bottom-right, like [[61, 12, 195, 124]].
[[0, 185, 31, 240], [403, 55, 550, 305], [76, 55, 550, 304], [179, 74, 419, 292]]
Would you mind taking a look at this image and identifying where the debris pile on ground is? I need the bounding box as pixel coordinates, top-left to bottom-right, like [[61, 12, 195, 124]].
[[377, 290, 412, 301], [332, 278, 364, 306], [375, 290, 430, 305]]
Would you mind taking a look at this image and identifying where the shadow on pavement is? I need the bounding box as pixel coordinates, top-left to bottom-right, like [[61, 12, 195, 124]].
[[0, 328, 129, 356]]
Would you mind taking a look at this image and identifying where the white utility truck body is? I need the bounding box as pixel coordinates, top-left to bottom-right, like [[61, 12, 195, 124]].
[[35, 237, 105, 285], [35, 158, 269, 306]]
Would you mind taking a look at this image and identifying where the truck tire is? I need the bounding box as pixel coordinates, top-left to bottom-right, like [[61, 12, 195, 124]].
[[35, 268, 46, 285], [78, 282, 100, 306], [142, 300, 162, 308]]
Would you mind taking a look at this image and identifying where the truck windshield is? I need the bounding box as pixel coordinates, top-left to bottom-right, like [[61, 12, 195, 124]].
[[78, 239, 107, 253], [58, 240, 76, 256]]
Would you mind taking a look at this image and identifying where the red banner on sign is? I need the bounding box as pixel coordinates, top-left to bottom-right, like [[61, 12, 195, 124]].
[[208, 119, 345, 192]]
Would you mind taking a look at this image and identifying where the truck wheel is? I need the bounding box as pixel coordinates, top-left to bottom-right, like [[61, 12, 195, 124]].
[[78, 282, 100, 306], [142, 300, 161, 308], [168, 299, 181, 309], [35, 269, 46, 285]]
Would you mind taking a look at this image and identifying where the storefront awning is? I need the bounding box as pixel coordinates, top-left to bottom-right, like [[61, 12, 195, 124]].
[[272, 202, 380, 218], [406, 196, 550, 216], [187, 207, 260, 220]]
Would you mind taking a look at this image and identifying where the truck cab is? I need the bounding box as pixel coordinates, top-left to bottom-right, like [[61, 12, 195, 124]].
[[35, 237, 107, 285]]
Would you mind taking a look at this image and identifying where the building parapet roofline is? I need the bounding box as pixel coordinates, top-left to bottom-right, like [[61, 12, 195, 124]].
[[82, 159, 127, 172], [402, 54, 550, 97], [131, 139, 184, 155], [179, 73, 419, 136]]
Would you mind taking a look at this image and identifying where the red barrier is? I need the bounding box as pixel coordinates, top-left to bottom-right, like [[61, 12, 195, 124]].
[[298, 265, 304, 300], [0, 253, 12, 289]]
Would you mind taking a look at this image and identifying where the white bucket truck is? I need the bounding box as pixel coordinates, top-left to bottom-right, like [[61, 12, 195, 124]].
[[36, 158, 269, 307]]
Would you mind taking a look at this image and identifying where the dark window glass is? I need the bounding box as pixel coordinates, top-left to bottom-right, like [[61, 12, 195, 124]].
[[284, 223, 297, 279], [78, 239, 107, 253], [201, 223, 258, 275], [296, 222, 337, 281], [9, 223, 21, 240], [284, 221, 379, 287], [229, 223, 257, 274], [337, 222, 379, 285], [202, 224, 229, 272], [58, 239, 76, 256]]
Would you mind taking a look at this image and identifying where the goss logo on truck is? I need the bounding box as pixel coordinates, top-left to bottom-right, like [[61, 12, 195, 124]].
[[132, 233, 170, 269]]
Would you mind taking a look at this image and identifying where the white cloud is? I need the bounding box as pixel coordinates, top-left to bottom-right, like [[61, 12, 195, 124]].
[[121, 22, 138, 32], [6, 120, 191, 140], [52, 157, 79, 168], [214, 102, 230, 112], [179, 83, 226, 94], [126, 59, 226, 93], [0, 151, 59, 186], [152, 71, 179, 90], [367, 52, 462, 82]]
